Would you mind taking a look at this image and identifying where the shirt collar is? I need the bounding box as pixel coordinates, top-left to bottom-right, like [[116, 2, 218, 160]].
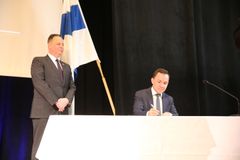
[[151, 87, 157, 96], [151, 87, 162, 96], [48, 53, 60, 61]]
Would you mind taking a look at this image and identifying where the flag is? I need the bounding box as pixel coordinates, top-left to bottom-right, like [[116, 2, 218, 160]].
[[60, 0, 99, 115], [60, 0, 99, 75]]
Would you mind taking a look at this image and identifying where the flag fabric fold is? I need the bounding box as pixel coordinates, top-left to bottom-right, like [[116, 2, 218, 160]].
[[60, 0, 99, 74]]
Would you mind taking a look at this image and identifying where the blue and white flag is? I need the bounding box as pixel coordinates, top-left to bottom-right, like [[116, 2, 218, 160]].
[[60, 0, 99, 115], [60, 0, 99, 74]]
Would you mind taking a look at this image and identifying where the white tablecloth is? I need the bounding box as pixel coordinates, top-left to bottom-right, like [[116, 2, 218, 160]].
[[36, 116, 240, 160]]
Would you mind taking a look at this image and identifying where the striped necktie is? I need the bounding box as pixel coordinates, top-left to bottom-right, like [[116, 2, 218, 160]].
[[56, 59, 63, 82], [156, 94, 162, 115]]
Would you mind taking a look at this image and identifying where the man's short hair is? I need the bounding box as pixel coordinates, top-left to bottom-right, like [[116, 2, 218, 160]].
[[47, 34, 61, 43], [152, 68, 169, 78]]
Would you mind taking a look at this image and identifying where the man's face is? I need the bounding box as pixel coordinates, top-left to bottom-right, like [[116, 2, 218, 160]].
[[48, 36, 64, 58], [151, 72, 169, 94]]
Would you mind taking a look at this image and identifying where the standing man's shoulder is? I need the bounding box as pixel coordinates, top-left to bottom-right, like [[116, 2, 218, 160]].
[[32, 55, 48, 61], [33, 56, 45, 60], [31, 55, 50, 76]]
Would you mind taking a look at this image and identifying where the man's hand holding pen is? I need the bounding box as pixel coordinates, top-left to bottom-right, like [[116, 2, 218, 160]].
[[147, 104, 173, 116], [147, 104, 160, 116]]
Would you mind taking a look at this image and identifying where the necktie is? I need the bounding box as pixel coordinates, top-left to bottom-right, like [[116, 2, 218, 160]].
[[56, 59, 63, 82], [156, 94, 161, 115]]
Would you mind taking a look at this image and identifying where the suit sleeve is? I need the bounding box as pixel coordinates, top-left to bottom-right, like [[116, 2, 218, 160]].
[[133, 91, 148, 115], [64, 65, 76, 106], [31, 57, 59, 106], [168, 96, 178, 116]]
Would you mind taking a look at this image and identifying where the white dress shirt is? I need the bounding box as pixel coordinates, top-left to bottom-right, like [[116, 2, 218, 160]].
[[48, 53, 62, 69], [151, 87, 163, 115]]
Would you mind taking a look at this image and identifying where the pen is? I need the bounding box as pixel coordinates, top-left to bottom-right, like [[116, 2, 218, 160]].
[[151, 104, 161, 116], [150, 104, 156, 109]]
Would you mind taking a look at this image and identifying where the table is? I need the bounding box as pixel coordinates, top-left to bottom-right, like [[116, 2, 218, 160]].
[[36, 116, 240, 160]]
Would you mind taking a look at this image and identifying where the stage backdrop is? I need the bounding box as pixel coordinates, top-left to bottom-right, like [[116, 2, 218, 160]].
[[1, 0, 240, 160], [0, 0, 61, 77]]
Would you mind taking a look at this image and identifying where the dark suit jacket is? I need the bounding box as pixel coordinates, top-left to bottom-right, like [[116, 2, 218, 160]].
[[133, 88, 178, 116], [30, 55, 76, 118]]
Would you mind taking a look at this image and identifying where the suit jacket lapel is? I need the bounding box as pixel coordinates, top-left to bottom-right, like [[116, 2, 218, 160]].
[[46, 55, 58, 72], [162, 93, 167, 112], [46, 55, 65, 85], [146, 88, 153, 108], [60, 60, 67, 85]]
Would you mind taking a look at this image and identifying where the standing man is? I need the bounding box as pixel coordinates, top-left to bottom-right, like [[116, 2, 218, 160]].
[[133, 68, 178, 116], [30, 34, 76, 160]]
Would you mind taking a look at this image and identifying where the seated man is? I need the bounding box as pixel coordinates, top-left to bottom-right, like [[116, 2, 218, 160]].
[[133, 68, 178, 116]]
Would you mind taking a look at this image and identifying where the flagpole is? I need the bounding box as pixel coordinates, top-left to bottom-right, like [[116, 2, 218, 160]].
[[96, 60, 116, 115]]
